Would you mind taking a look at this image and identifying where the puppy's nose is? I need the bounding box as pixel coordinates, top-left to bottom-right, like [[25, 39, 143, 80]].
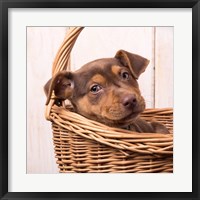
[[122, 95, 137, 108]]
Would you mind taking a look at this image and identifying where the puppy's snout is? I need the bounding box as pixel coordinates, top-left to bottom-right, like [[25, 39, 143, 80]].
[[122, 95, 137, 108]]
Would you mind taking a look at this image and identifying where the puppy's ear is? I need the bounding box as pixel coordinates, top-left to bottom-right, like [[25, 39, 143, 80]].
[[44, 71, 74, 105], [115, 50, 150, 79], [44, 78, 52, 97]]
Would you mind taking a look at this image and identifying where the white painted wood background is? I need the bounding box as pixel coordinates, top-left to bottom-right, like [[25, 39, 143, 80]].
[[27, 27, 173, 173]]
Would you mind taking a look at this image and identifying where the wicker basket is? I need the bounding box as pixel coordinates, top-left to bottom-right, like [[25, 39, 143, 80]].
[[45, 27, 173, 173]]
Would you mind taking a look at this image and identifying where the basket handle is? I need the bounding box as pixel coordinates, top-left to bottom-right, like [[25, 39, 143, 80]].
[[45, 27, 84, 120], [52, 27, 84, 76]]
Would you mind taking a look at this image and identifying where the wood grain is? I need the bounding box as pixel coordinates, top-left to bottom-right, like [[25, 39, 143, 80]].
[[155, 27, 173, 108]]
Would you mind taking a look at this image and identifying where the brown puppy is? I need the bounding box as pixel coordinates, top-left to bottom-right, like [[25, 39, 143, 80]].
[[45, 50, 169, 133]]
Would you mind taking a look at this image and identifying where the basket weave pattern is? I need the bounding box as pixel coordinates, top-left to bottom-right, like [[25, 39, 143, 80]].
[[45, 27, 173, 173]]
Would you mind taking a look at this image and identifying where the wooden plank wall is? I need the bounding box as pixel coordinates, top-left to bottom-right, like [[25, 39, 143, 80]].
[[27, 27, 69, 173], [27, 27, 173, 173]]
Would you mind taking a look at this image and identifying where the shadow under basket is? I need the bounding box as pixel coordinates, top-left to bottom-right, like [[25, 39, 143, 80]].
[[45, 27, 173, 173], [49, 105, 173, 173]]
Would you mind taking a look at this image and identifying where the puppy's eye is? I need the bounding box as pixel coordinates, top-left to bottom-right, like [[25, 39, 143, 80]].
[[121, 71, 130, 80], [90, 84, 102, 93]]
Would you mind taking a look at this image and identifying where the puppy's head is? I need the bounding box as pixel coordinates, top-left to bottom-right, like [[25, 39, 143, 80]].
[[45, 50, 149, 127]]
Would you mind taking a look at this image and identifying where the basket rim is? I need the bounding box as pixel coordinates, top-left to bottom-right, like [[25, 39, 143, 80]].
[[51, 104, 173, 135], [50, 105, 173, 155]]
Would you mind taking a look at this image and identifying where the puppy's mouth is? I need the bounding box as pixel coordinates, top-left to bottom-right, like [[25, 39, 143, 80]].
[[101, 105, 145, 127], [115, 109, 143, 123], [122, 110, 141, 120]]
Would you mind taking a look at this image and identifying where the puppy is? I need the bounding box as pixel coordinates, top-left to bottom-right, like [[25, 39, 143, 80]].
[[44, 50, 169, 133]]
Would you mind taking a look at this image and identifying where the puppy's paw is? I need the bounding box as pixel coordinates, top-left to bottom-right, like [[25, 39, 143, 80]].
[[151, 122, 170, 134]]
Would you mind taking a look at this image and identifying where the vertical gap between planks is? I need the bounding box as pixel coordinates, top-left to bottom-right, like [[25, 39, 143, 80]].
[[66, 27, 71, 71], [152, 27, 156, 108]]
